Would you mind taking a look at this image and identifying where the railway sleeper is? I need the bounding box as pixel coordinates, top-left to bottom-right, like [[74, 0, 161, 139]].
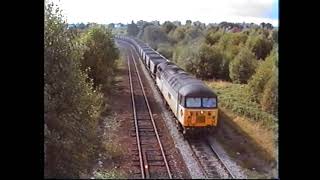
[[141, 145, 160, 149], [138, 132, 157, 137], [138, 129, 155, 133], [146, 156, 164, 161], [140, 141, 159, 145], [144, 151, 162, 156], [147, 161, 165, 166], [136, 126, 154, 130]]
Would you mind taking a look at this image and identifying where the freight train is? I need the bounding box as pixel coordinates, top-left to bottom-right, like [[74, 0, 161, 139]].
[[116, 36, 218, 135]]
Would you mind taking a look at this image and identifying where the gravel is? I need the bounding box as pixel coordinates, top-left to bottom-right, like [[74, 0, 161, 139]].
[[128, 46, 205, 179], [207, 136, 247, 179]]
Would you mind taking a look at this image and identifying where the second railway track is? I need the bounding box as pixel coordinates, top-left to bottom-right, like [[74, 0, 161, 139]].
[[127, 50, 172, 179]]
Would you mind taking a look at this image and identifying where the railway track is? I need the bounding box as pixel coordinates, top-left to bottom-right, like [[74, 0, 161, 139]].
[[127, 50, 172, 179], [188, 137, 235, 179]]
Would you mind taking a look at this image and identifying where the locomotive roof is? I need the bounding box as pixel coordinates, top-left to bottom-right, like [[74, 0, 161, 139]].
[[149, 57, 167, 64], [146, 53, 162, 57], [158, 61, 216, 97], [143, 49, 155, 52]]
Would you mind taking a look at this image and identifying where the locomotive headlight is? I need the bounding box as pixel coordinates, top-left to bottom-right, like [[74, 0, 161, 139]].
[[201, 111, 203, 114]]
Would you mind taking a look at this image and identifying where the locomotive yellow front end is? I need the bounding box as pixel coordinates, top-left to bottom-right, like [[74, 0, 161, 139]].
[[183, 108, 218, 127], [178, 97, 218, 134]]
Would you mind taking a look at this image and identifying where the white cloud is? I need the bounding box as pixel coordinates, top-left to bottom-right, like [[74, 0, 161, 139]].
[[50, 0, 278, 26]]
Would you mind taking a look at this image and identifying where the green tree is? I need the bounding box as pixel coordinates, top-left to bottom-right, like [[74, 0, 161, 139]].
[[142, 25, 169, 49], [205, 30, 223, 45], [175, 42, 223, 79], [183, 26, 202, 42], [137, 22, 153, 39], [127, 20, 139, 36], [246, 33, 273, 60], [157, 43, 173, 59], [198, 44, 223, 79], [261, 68, 278, 116], [162, 21, 177, 34], [265, 23, 273, 30], [170, 26, 186, 43], [186, 20, 192, 26], [80, 27, 119, 89], [272, 29, 278, 44], [229, 47, 257, 83], [173, 43, 200, 74], [215, 32, 248, 80], [45, 2, 103, 178], [247, 50, 277, 102]]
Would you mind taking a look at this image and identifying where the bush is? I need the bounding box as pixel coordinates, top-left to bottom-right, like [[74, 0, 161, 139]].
[[197, 43, 223, 79], [247, 50, 277, 102], [45, 2, 120, 178], [80, 27, 119, 89], [207, 82, 278, 130], [173, 43, 200, 73], [229, 47, 257, 83], [141, 25, 168, 49], [246, 34, 273, 60], [170, 26, 186, 43], [272, 30, 278, 44], [44, 2, 103, 178], [156, 43, 173, 59], [261, 69, 278, 116], [127, 21, 139, 36], [205, 30, 223, 45], [162, 21, 177, 34], [183, 26, 203, 42]]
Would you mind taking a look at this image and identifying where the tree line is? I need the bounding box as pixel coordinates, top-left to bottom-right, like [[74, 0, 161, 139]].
[[124, 20, 278, 116], [44, 2, 119, 178]]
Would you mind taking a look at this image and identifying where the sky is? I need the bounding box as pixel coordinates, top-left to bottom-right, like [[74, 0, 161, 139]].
[[50, 0, 279, 26]]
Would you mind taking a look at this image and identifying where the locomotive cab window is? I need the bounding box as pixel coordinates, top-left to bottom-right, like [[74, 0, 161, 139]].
[[186, 97, 201, 107], [202, 98, 217, 108]]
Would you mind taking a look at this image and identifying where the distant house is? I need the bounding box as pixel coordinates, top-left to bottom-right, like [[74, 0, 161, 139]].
[[226, 26, 241, 33], [230, 27, 241, 33]]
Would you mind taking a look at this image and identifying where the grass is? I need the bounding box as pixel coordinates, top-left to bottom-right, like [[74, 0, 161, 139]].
[[94, 168, 127, 179], [206, 80, 278, 162], [220, 107, 277, 162]]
